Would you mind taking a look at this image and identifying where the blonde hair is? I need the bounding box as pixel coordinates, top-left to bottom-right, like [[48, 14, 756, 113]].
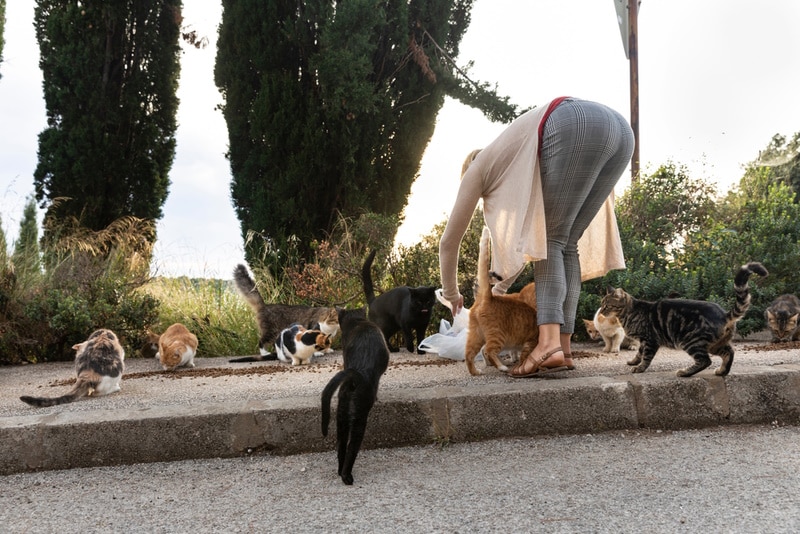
[[460, 149, 483, 178]]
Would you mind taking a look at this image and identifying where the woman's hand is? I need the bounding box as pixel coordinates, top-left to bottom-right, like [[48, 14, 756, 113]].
[[449, 294, 464, 317]]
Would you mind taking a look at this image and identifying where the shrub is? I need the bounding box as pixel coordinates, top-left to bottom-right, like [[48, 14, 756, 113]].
[[0, 217, 159, 364]]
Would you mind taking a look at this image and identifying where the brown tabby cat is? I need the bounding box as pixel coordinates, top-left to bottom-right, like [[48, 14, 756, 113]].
[[463, 227, 542, 376], [20, 329, 125, 407], [158, 323, 199, 371], [764, 294, 800, 342], [233, 264, 340, 358], [600, 262, 767, 377]]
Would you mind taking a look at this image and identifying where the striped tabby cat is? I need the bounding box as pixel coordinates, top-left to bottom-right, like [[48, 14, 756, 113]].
[[600, 262, 767, 377]]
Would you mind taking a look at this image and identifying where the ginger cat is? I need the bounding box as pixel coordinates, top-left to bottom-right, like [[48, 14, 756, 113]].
[[157, 323, 198, 371], [463, 227, 540, 376]]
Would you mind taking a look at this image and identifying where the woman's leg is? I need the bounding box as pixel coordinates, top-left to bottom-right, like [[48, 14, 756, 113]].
[[511, 99, 633, 376]]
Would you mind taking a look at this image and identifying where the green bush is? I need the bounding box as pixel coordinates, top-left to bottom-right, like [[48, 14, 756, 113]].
[[0, 217, 159, 364]]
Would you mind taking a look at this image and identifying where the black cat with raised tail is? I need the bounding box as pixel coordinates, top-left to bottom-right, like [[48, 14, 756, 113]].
[[321, 307, 389, 485], [361, 250, 436, 353]]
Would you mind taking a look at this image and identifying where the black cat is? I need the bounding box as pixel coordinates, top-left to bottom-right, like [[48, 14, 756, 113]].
[[361, 250, 436, 353], [321, 307, 390, 485], [600, 262, 768, 377]]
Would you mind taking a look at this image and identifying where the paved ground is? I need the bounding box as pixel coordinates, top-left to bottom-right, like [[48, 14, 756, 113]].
[[2, 424, 800, 533], [2, 331, 800, 476]]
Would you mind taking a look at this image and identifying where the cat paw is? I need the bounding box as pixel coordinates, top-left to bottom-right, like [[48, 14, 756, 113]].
[[341, 473, 354, 485], [626, 357, 641, 366]]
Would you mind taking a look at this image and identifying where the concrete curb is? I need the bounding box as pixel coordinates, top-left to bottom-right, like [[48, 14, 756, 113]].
[[3, 364, 800, 476]]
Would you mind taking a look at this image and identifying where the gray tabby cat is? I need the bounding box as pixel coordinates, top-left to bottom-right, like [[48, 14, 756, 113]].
[[20, 329, 125, 407], [764, 293, 800, 342], [233, 264, 339, 357], [600, 262, 767, 377]]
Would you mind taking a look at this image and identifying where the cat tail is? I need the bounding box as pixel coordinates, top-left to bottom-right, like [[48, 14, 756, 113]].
[[19, 377, 95, 407], [321, 369, 360, 436], [233, 264, 267, 312], [728, 262, 769, 323], [228, 353, 278, 362], [361, 249, 378, 305], [476, 226, 494, 308]]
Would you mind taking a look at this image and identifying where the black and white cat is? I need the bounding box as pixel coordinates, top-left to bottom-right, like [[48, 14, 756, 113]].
[[20, 329, 125, 407], [361, 250, 436, 353], [600, 262, 767, 377], [229, 323, 331, 365], [321, 307, 389, 485]]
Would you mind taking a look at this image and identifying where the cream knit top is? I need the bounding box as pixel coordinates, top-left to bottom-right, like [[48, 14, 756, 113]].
[[438, 102, 626, 304]]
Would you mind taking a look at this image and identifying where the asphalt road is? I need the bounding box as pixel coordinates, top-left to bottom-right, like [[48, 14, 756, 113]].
[[2, 423, 799, 533]]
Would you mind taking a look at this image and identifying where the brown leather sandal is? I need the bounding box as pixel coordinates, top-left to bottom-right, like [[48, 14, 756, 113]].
[[563, 352, 576, 371], [509, 347, 567, 378]]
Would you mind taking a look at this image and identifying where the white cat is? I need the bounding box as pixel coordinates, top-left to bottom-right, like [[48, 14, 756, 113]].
[[583, 308, 639, 353]]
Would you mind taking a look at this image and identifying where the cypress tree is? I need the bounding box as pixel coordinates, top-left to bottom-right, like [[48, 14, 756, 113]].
[[215, 0, 520, 269], [33, 0, 181, 242], [12, 197, 41, 276]]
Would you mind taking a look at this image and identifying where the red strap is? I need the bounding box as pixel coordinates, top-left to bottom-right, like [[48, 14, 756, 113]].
[[538, 96, 570, 153]]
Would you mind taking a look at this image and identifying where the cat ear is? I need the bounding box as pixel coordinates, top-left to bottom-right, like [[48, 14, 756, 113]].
[[606, 285, 616, 295]]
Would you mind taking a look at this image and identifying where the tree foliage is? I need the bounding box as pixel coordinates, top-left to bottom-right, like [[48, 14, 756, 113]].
[[751, 132, 800, 198], [33, 0, 181, 243], [11, 197, 41, 278], [616, 162, 716, 251], [214, 0, 523, 272], [582, 147, 800, 339]]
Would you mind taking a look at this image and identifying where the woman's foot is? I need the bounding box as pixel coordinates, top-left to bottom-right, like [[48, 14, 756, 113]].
[[509, 347, 567, 378], [563, 353, 576, 371]]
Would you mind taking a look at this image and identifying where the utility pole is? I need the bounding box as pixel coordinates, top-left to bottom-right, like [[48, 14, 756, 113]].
[[614, 0, 640, 181], [628, 0, 640, 181]]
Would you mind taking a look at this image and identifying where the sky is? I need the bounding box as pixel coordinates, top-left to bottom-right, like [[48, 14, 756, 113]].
[[1, 1, 799, 279]]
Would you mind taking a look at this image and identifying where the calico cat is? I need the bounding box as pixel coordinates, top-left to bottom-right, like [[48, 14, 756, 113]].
[[764, 294, 800, 342], [582, 308, 639, 354], [321, 307, 389, 485], [463, 227, 542, 376], [361, 250, 436, 353], [229, 323, 331, 365], [20, 329, 125, 407], [233, 263, 339, 357], [158, 323, 199, 371], [600, 262, 768, 377]]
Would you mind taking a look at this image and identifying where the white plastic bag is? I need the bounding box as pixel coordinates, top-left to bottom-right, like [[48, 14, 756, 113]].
[[418, 290, 476, 360]]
